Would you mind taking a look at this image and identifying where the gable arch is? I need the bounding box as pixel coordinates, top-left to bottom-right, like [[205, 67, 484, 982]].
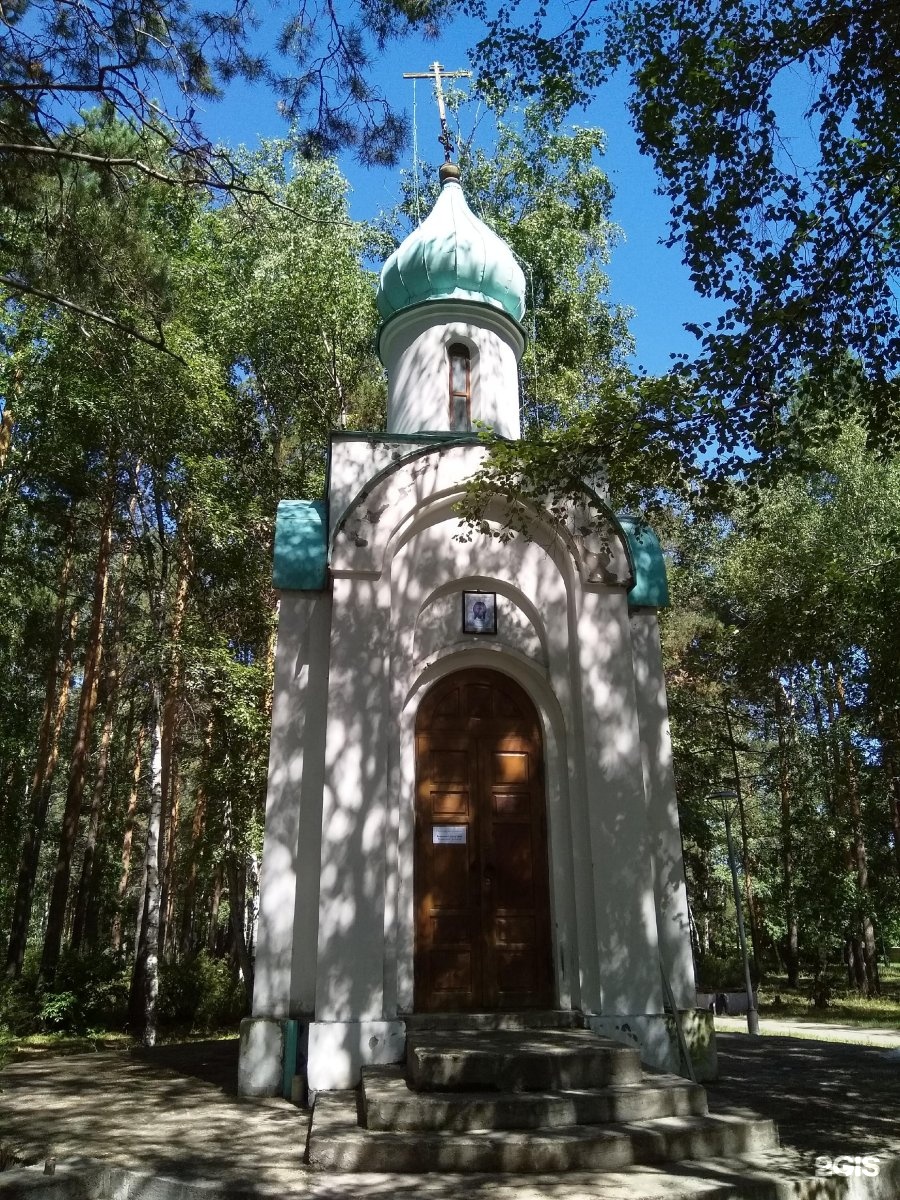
[[330, 442, 634, 589]]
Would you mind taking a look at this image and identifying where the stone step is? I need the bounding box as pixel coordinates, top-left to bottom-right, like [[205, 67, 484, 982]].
[[362, 1065, 708, 1131], [26, 1152, 899, 1200], [407, 1029, 642, 1092], [404, 1010, 587, 1033], [306, 1091, 778, 1173]]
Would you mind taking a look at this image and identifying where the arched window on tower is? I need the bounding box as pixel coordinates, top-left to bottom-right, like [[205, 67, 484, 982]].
[[448, 343, 472, 431]]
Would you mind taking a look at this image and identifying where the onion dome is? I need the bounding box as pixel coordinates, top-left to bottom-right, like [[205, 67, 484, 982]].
[[377, 164, 527, 327]]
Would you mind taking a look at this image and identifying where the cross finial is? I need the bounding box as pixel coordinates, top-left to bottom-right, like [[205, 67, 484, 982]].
[[403, 61, 471, 163]]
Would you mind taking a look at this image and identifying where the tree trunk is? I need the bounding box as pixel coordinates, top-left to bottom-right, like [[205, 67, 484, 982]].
[[0, 404, 12, 469], [69, 547, 129, 953], [159, 762, 180, 959], [225, 847, 254, 999], [68, 675, 116, 953], [849, 933, 867, 992], [156, 535, 192, 961], [41, 484, 115, 980], [723, 702, 763, 975], [879, 706, 900, 876], [809, 666, 837, 818], [111, 722, 145, 953], [221, 786, 253, 989], [129, 687, 163, 1045], [178, 725, 211, 957], [5, 579, 79, 977], [775, 679, 800, 988], [833, 672, 879, 996], [207, 864, 223, 953]]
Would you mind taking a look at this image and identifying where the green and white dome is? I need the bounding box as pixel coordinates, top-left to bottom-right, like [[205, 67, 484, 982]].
[[377, 166, 527, 327]]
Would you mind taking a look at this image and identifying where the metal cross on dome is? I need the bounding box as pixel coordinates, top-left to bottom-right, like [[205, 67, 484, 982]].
[[403, 61, 471, 163]]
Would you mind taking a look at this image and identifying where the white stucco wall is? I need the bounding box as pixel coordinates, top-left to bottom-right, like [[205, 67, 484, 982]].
[[630, 609, 696, 1008], [252, 591, 331, 1018], [245, 438, 697, 1092], [414, 587, 547, 666], [577, 588, 664, 1017], [383, 509, 583, 1018], [379, 302, 524, 438]]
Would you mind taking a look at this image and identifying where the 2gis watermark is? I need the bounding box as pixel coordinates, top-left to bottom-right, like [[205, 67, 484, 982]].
[[814, 1154, 881, 1178]]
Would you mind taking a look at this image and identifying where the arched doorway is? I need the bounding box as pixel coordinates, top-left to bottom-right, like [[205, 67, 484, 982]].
[[414, 668, 553, 1012]]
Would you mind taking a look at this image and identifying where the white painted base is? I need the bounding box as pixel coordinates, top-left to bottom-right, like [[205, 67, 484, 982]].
[[239, 1010, 716, 1095], [237, 1017, 287, 1097], [306, 1019, 406, 1093], [588, 1010, 717, 1081]]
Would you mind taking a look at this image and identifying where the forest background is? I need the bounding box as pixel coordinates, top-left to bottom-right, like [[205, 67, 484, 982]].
[[1, 0, 898, 1047]]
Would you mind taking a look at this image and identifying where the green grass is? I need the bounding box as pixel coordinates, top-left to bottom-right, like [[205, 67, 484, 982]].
[[756, 964, 900, 1029], [0, 1024, 239, 1069]]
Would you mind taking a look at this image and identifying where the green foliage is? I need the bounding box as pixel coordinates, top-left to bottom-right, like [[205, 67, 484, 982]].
[[0, 118, 383, 1015], [467, 0, 900, 465], [660, 409, 900, 989], [0, 0, 451, 209], [0, 951, 130, 1035], [455, 371, 701, 537], [0, 950, 245, 1035], [758, 970, 900, 1027], [603, 0, 900, 459], [157, 953, 247, 1030], [695, 954, 754, 992]]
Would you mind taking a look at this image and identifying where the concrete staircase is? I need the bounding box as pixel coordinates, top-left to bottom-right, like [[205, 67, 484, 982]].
[[304, 1013, 777, 1175]]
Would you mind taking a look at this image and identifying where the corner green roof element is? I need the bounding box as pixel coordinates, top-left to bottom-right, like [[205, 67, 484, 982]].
[[618, 515, 670, 609], [273, 500, 327, 591], [377, 175, 526, 328]]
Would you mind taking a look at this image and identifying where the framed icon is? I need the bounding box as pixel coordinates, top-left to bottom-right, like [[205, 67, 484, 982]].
[[462, 591, 497, 635]]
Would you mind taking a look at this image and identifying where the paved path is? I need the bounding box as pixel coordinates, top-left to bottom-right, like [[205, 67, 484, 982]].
[[709, 1032, 900, 1160], [713, 1014, 900, 1049], [0, 1033, 898, 1198]]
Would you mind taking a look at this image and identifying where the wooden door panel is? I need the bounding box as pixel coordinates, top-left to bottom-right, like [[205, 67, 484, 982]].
[[468, 683, 493, 718], [491, 824, 536, 907], [492, 792, 529, 816], [415, 669, 552, 1012], [432, 790, 470, 816], [431, 948, 473, 995], [491, 750, 529, 783], [429, 749, 470, 783], [430, 840, 471, 907], [415, 732, 481, 1011]]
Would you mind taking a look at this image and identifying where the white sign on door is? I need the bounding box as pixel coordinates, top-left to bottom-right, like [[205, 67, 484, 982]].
[[432, 825, 467, 844]]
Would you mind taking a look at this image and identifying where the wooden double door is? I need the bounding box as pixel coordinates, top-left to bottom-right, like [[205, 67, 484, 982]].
[[414, 669, 553, 1012]]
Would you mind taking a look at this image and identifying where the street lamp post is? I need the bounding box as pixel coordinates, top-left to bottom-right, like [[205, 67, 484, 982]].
[[709, 788, 760, 1036]]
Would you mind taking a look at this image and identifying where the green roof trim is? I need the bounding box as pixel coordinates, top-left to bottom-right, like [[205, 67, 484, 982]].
[[273, 500, 328, 591], [618, 515, 670, 609]]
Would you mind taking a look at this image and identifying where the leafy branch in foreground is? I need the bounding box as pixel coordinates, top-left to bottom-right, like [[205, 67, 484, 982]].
[[455, 373, 705, 539], [0, 0, 458, 342], [465, 0, 900, 465], [604, 0, 900, 462]]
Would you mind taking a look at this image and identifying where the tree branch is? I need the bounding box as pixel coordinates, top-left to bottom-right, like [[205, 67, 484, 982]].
[[0, 275, 184, 361], [0, 140, 355, 222], [0, 141, 303, 212]]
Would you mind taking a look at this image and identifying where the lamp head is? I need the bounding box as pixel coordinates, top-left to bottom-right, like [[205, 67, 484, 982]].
[[707, 788, 738, 802]]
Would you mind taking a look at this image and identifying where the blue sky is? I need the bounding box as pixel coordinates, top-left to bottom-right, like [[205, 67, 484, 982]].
[[193, 14, 723, 377]]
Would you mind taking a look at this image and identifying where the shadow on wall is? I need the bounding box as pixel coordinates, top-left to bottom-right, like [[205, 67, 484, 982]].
[[259, 479, 692, 1087]]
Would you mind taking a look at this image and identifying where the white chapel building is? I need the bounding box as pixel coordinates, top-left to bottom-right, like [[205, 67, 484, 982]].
[[238, 162, 706, 1098]]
